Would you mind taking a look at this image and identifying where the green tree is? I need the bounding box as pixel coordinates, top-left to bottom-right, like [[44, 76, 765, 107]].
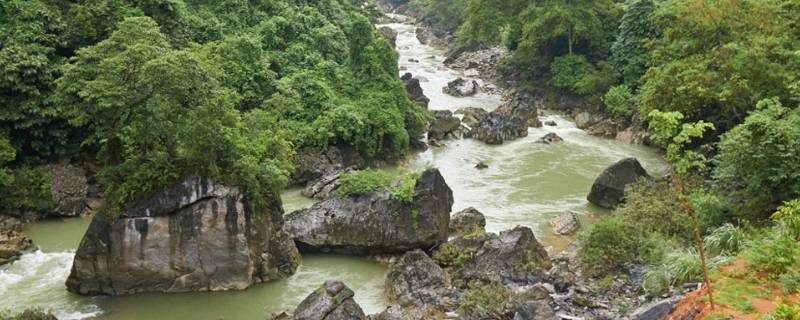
[[714, 99, 800, 211], [610, 0, 659, 87]]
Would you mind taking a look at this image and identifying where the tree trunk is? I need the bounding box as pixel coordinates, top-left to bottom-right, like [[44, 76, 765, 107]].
[[674, 175, 715, 309]]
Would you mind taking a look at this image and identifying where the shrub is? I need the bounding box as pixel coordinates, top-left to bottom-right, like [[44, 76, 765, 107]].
[[765, 302, 800, 320], [336, 169, 418, 203], [603, 85, 635, 119], [458, 281, 510, 319], [0, 167, 51, 212], [550, 55, 617, 96], [773, 199, 800, 241], [704, 223, 748, 256], [642, 249, 729, 297], [744, 228, 800, 276], [579, 216, 638, 272], [432, 243, 473, 267], [617, 181, 693, 240], [780, 269, 800, 295], [690, 192, 734, 234], [714, 100, 800, 212]]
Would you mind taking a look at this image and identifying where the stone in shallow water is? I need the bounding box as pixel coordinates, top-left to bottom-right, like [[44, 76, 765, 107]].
[[291, 280, 367, 320], [550, 211, 580, 235], [66, 176, 300, 296], [443, 78, 479, 97]]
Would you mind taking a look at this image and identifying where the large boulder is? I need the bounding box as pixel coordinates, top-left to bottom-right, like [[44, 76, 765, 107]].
[[289, 280, 367, 320], [386, 250, 452, 312], [66, 177, 300, 296], [402, 73, 430, 109], [427, 110, 462, 141], [0, 216, 33, 266], [285, 169, 453, 254], [449, 207, 486, 236], [467, 112, 528, 145], [587, 158, 650, 208], [459, 226, 550, 284], [443, 78, 479, 97]]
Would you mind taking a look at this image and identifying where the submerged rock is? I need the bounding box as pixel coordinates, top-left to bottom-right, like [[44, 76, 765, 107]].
[[289, 280, 367, 320], [449, 207, 486, 236], [587, 158, 650, 208], [0, 216, 33, 266], [539, 132, 564, 144], [458, 226, 550, 284], [550, 211, 580, 236], [386, 250, 452, 312], [66, 177, 300, 296], [443, 78, 479, 97], [285, 169, 453, 254], [427, 110, 462, 141]]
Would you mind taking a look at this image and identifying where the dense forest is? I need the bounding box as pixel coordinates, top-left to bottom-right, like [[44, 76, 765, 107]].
[[404, 0, 800, 316], [1, 0, 799, 318], [0, 0, 428, 214]]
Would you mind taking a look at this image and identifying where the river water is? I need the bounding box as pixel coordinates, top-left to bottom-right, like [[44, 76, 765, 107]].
[[0, 19, 666, 320]]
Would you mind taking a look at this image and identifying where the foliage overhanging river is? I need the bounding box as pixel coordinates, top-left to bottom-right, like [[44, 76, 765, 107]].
[[0, 18, 667, 320]]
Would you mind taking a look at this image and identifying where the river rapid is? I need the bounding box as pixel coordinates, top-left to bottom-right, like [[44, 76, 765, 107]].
[[0, 18, 666, 320]]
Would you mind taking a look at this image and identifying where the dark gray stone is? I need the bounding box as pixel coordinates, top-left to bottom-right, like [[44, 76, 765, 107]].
[[587, 158, 649, 208], [291, 280, 367, 320], [459, 226, 550, 284], [449, 207, 486, 236]]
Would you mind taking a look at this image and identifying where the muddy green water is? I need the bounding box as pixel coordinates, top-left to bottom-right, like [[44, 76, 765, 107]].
[[0, 17, 667, 320]]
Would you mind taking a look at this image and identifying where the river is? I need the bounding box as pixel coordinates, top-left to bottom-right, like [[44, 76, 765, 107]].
[[0, 18, 667, 319]]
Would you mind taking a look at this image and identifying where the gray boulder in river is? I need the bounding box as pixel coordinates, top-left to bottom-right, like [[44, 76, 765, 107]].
[[285, 169, 453, 254], [66, 176, 301, 295], [283, 280, 367, 320], [385, 250, 453, 313], [443, 77, 479, 97], [587, 158, 650, 208], [458, 226, 550, 284]]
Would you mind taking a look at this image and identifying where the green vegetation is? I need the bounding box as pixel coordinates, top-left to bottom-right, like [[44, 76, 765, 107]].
[[578, 216, 637, 272], [0, 0, 426, 214], [432, 242, 473, 267], [458, 281, 510, 319], [765, 302, 800, 320], [336, 169, 419, 203]]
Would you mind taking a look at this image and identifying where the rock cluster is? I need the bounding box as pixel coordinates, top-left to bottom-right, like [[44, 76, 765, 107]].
[[293, 146, 365, 187], [285, 169, 453, 254], [66, 176, 301, 296], [427, 110, 463, 142], [0, 215, 33, 266], [587, 158, 650, 208], [443, 78, 479, 97]]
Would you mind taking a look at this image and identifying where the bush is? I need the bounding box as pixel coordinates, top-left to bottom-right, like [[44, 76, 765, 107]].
[[432, 242, 473, 267], [603, 85, 635, 119], [780, 269, 800, 295], [0, 167, 51, 212], [714, 100, 800, 212], [765, 302, 800, 320], [579, 216, 638, 272], [458, 281, 510, 319], [704, 223, 748, 256], [744, 228, 800, 276], [690, 192, 734, 234], [642, 249, 729, 297], [616, 181, 693, 240], [773, 199, 800, 241], [550, 55, 617, 96], [336, 169, 418, 203]]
